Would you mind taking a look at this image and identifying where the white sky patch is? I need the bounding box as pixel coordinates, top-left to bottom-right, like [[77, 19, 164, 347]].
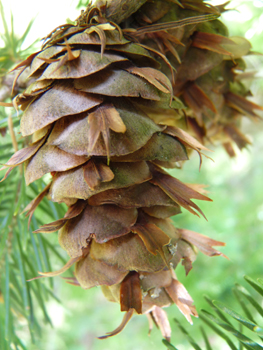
[[0, 0, 80, 49], [230, 150, 251, 174], [253, 0, 263, 8], [223, 3, 253, 23]]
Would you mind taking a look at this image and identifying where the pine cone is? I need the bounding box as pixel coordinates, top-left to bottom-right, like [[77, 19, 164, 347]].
[[1, 1, 239, 339]]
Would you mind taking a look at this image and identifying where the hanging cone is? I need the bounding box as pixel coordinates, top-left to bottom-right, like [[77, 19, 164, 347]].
[[0, 0, 242, 339]]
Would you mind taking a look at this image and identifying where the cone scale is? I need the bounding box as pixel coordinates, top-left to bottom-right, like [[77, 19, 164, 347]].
[[1, 0, 260, 339]]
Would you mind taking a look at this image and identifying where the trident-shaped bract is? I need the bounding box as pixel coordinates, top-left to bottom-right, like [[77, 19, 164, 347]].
[[6, 0, 260, 340]]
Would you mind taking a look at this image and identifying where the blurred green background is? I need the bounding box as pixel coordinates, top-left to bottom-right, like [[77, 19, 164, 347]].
[[1, 1, 263, 349]]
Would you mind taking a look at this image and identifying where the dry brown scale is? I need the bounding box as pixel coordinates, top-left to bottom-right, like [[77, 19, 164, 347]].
[[1, 0, 261, 339]]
